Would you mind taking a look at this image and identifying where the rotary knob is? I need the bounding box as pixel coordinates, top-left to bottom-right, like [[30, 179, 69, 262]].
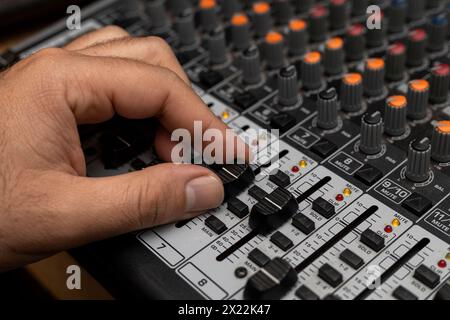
[[329, 0, 349, 30], [174, 9, 197, 47], [208, 27, 228, 66], [407, 79, 429, 120], [407, 0, 426, 21], [264, 31, 285, 70], [168, 0, 190, 16], [309, 4, 329, 43], [431, 121, 450, 163], [221, 0, 241, 18], [384, 95, 407, 137], [252, 2, 273, 38], [317, 88, 339, 130], [277, 65, 299, 107], [241, 46, 262, 86], [351, 0, 368, 17], [199, 0, 219, 32], [324, 37, 345, 76], [406, 138, 431, 183], [345, 24, 366, 62], [364, 58, 385, 97], [430, 63, 450, 104], [407, 29, 427, 68], [367, 12, 386, 48], [231, 13, 251, 50], [293, 0, 314, 13], [360, 112, 384, 155], [147, 0, 170, 31], [340, 73, 364, 113], [273, 0, 294, 25], [388, 0, 407, 33], [301, 52, 323, 91], [386, 42, 406, 82], [288, 19, 308, 57], [428, 14, 448, 52]]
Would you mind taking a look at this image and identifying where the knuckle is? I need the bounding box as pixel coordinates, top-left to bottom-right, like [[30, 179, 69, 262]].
[[102, 25, 129, 37]]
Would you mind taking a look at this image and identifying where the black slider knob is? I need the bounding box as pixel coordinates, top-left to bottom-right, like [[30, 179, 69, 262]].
[[384, 95, 408, 136], [407, 0, 426, 21], [406, 29, 428, 68], [214, 164, 255, 200], [324, 37, 345, 76], [340, 73, 364, 112], [329, 0, 349, 30], [287, 19, 308, 56], [231, 13, 251, 51], [406, 138, 431, 182], [428, 14, 448, 52], [147, 0, 170, 30], [277, 65, 299, 107], [360, 112, 384, 155], [174, 9, 197, 47], [309, 4, 329, 43], [264, 31, 285, 70], [249, 188, 299, 235], [207, 27, 228, 65], [199, 0, 219, 32], [386, 42, 406, 82], [429, 63, 450, 104], [317, 88, 339, 130], [363, 58, 385, 97], [252, 2, 273, 38], [244, 257, 298, 300], [273, 0, 294, 25], [431, 121, 450, 163], [387, 0, 407, 34], [407, 79, 429, 120], [301, 51, 323, 91], [345, 24, 366, 62], [241, 46, 262, 85]]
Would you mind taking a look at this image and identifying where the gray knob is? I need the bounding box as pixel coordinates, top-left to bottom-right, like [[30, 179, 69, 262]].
[[174, 9, 197, 47], [277, 65, 299, 107], [301, 51, 323, 91], [292, 0, 314, 13], [407, 79, 429, 120], [317, 88, 339, 130], [264, 31, 285, 70], [231, 13, 251, 50], [406, 28, 427, 68], [208, 27, 228, 65], [384, 95, 407, 137], [360, 112, 384, 155], [406, 138, 431, 182], [340, 73, 363, 113], [387, 0, 407, 33], [252, 1, 273, 38], [273, 0, 294, 25], [241, 46, 262, 85], [431, 121, 450, 163], [428, 14, 448, 52], [364, 58, 385, 97], [407, 0, 426, 21], [199, 0, 219, 32], [221, 0, 241, 18], [168, 0, 190, 16], [329, 0, 349, 30], [386, 42, 406, 82], [147, 0, 170, 30], [287, 19, 308, 56], [430, 63, 450, 104], [351, 0, 368, 17], [324, 37, 345, 76]]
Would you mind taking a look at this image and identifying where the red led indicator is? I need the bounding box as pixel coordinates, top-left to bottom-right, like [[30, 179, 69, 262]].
[[291, 166, 300, 173], [335, 194, 344, 201], [438, 260, 447, 268], [384, 225, 393, 233]]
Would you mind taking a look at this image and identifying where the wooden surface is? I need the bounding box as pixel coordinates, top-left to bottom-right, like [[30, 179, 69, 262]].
[[2, 25, 114, 301]]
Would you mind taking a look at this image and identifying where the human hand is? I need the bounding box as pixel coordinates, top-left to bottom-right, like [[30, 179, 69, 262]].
[[0, 26, 231, 271]]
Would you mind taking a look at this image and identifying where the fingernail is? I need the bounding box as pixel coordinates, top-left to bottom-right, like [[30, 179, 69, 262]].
[[185, 175, 224, 212]]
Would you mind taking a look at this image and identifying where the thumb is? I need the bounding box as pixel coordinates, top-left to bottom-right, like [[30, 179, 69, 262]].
[[49, 163, 224, 248]]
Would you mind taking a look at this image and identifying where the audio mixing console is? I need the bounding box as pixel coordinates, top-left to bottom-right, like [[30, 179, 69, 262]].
[[2, 0, 450, 300]]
